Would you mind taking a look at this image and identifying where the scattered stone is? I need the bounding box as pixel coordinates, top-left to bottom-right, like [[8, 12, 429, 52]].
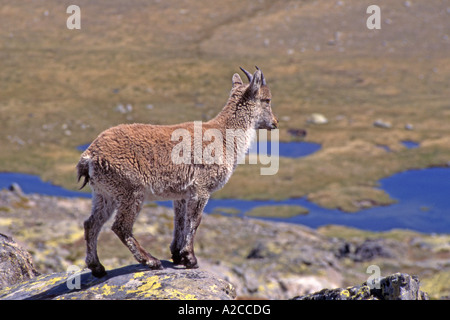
[[115, 103, 133, 114], [336, 239, 395, 262], [334, 31, 343, 41], [328, 31, 343, 45], [8, 183, 24, 197], [246, 243, 267, 259], [287, 128, 307, 138], [307, 113, 328, 125], [292, 273, 429, 300], [373, 119, 392, 129], [405, 123, 414, 130], [0, 233, 39, 290]]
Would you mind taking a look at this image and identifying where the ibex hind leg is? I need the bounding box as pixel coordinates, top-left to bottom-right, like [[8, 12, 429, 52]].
[[112, 195, 162, 270], [84, 193, 115, 278]]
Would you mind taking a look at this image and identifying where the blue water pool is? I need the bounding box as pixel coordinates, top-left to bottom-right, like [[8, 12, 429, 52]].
[[248, 141, 321, 158], [401, 141, 420, 149], [0, 167, 449, 233]]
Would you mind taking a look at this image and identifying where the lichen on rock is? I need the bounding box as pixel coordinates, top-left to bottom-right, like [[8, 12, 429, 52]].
[[0, 263, 236, 300], [292, 273, 429, 300], [0, 233, 39, 290]]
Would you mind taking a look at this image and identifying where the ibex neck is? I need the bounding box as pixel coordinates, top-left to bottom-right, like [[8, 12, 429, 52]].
[[210, 99, 256, 132], [207, 101, 257, 167]]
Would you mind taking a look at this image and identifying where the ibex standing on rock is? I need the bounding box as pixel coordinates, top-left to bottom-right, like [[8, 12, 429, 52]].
[[77, 67, 278, 277]]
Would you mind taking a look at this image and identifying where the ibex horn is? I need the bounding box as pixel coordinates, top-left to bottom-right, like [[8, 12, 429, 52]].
[[255, 66, 266, 86], [239, 67, 253, 82]]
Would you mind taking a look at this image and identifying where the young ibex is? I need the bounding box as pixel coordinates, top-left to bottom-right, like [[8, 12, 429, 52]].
[[77, 66, 278, 277]]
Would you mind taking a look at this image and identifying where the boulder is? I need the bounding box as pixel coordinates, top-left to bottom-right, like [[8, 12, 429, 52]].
[[336, 239, 397, 262], [373, 119, 392, 129], [307, 113, 328, 125], [287, 128, 307, 138], [292, 273, 429, 300], [0, 233, 39, 290], [8, 183, 24, 197], [0, 262, 236, 300]]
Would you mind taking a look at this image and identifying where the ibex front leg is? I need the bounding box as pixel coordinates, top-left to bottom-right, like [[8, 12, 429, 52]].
[[170, 199, 187, 265], [171, 195, 208, 268]]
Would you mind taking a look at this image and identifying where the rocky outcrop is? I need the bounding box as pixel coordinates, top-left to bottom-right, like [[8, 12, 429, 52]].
[[293, 273, 429, 300], [335, 239, 399, 262], [1, 190, 449, 299], [0, 263, 236, 300], [0, 233, 39, 290]]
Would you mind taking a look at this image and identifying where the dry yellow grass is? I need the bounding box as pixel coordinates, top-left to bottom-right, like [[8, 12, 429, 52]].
[[1, 0, 449, 212]]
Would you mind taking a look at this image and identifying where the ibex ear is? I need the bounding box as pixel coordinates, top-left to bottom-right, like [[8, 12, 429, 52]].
[[248, 69, 262, 96], [232, 73, 243, 88]]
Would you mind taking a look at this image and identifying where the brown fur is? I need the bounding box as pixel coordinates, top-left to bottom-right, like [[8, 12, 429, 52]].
[[77, 67, 277, 277]]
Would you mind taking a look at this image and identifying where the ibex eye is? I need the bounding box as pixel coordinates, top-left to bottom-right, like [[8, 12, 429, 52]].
[[262, 99, 271, 103]]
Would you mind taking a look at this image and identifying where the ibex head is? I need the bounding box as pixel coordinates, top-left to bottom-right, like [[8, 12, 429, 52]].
[[231, 66, 278, 130]]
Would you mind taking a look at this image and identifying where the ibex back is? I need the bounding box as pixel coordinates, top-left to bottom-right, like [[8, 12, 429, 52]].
[[77, 67, 277, 277]]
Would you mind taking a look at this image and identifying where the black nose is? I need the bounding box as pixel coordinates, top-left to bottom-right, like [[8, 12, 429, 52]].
[[271, 117, 278, 129]]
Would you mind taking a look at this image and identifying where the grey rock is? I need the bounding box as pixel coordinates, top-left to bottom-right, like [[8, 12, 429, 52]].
[[287, 128, 307, 138], [307, 113, 328, 125], [373, 119, 392, 129], [8, 183, 24, 197], [0, 233, 39, 290], [0, 263, 236, 300], [246, 243, 269, 259], [336, 239, 396, 262], [292, 273, 429, 300], [375, 273, 429, 300]]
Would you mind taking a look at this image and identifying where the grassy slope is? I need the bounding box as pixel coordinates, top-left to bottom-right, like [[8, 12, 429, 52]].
[[1, 0, 449, 212]]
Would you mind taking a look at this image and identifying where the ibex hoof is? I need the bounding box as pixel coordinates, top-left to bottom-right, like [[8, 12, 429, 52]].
[[90, 265, 107, 278], [145, 258, 163, 270], [184, 261, 199, 269], [172, 252, 198, 269], [171, 252, 182, 265]]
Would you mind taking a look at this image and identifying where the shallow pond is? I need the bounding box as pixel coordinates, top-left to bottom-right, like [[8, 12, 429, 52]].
[[1, 167, 449, 233], [205, 167, 449, 234]]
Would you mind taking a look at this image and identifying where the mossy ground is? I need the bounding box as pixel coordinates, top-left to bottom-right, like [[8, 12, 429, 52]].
[[245, 205, 309, 218]]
